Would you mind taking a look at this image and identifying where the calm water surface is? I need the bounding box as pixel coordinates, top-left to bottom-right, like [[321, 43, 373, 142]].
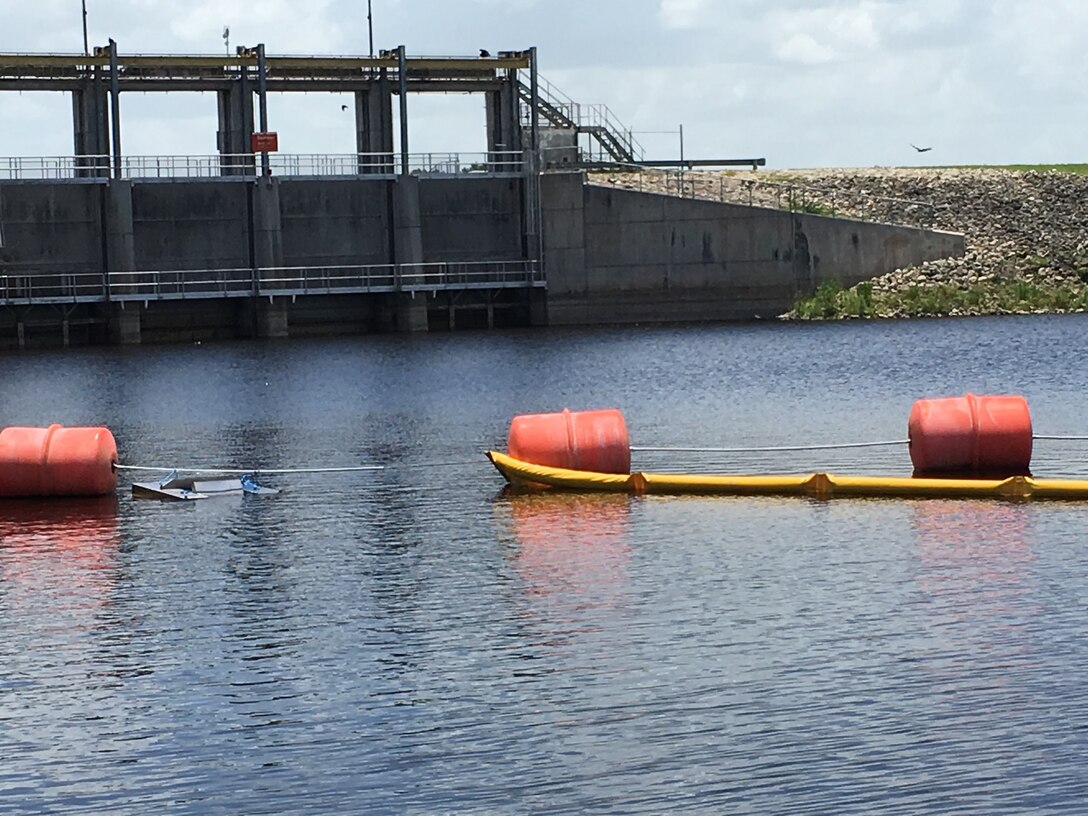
[[3, 315, 1088, 814]]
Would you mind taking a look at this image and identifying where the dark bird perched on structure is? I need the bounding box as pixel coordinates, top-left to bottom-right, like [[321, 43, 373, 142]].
[[911, 143, 933, 152], [479, 49, 491, 57], [341, 104, 348, 111]]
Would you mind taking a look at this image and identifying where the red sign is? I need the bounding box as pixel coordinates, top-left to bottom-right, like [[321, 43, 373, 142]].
[[251, 132, 279, 152]]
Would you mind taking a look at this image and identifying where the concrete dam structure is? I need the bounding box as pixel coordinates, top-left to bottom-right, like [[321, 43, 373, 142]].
[[0, 46, 964, 347], [0, 174, 539, 344], [542, 173, 963, 324]]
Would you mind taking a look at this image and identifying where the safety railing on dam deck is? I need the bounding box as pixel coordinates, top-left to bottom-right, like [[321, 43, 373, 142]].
[[591, 166, 944, 230], [0, 261, 543, 305], [0, 151, 525, 181]]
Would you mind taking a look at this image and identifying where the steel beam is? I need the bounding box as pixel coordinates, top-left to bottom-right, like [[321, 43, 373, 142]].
[[0, 52, 529, 76], [108, 40, 121, 178], [397, 45, 408, 176], [633, 158, 768, 168]]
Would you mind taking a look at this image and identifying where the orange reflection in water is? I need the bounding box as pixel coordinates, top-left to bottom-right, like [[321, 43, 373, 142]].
[[502, 490, 633, 610], [913, 500, 1033, 584], [911, 500, 1038, 674], [0, 496, 121, 605]]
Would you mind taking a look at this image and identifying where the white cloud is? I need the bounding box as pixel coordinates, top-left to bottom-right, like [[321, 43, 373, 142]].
[[2, 0, 1088, 167], [659, 0, 709, 30], [767, 2, 881, 64], [167, 0, 341, 52], [775, 33, 837, 66]]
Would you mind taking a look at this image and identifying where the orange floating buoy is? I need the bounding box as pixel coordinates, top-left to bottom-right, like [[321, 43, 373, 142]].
[[908, 393, 1032, 476], [0, 425, 118, 497], [508, 408, 631, 474]]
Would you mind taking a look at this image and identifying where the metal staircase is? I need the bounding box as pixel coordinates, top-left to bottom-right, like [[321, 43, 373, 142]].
[[518, 75, 644, 165]]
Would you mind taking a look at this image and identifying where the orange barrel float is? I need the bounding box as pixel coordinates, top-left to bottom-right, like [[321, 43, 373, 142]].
[[508, 408, 630, 474], [0, 425, 118, 497], [908, 393, 1032, 476]]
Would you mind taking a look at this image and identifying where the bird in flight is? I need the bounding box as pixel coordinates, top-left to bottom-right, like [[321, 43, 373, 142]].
[[911, 143, 933, 153], [341, 104, 348, 111]]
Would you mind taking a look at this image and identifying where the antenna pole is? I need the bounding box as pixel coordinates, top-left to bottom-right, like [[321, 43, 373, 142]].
[[81, 0, 89, 56], [367, 0, 374, 58]]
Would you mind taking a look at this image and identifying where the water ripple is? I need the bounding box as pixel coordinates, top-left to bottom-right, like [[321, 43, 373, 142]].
[[4, 320, 1088, 813]]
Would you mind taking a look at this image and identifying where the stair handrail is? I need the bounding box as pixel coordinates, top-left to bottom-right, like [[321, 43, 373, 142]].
[[521, 75, 645, 162]]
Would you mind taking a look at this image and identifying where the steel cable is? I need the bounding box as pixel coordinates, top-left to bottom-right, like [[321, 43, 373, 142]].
[[631, 439, 910, 454]]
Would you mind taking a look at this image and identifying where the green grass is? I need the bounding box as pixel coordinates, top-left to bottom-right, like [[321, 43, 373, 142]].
[[793, 281, 844, 319], [589, 164, 1088, 176], [787, 279, 1088, 319], [922, 164, 1088, 175]]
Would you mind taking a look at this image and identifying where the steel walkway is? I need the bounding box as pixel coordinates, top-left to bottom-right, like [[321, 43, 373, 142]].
[[0, 261, 543, 306]]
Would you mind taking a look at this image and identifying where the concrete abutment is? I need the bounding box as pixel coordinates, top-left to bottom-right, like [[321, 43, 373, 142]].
[[540, 171, 964, 324]]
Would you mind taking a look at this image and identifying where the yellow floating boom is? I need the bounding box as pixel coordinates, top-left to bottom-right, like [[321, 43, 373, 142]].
[[486, 451, 1088, 502]]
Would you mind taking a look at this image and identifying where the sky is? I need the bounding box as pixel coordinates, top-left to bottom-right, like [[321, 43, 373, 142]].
[[0, 0, 1085, 169]]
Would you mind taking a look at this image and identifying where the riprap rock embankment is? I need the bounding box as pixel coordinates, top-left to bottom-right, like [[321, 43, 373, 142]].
[[593, 167, 1088, 316]]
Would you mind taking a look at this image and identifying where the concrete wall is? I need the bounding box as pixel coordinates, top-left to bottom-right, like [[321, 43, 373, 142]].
[[0, 175, 526, 274], [795, 214, 961, 290], [419, 176, 523, 261], [131, 181, 251, 270], [538, 128, 579, 168], [278, 178, 390, 267], [0, 181, 104, 274], [541, 172, 965, 324]]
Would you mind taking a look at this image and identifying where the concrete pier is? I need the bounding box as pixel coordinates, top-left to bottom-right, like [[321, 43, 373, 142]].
[[109, 305, 141, 344], [356, 79, 395, 172]]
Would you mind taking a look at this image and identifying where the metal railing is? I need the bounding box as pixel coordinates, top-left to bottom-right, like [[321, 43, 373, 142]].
[[109, 267, 255, 301], [398, 261, 545, 291], [588, 166, 943, 230], [253, 264, 397, 295], [268, 152, 524, 177], [0, 261, 542, 305], [1, 155, 111, 180], [519, 75, 644, 164], [256, 261, 543, 294], [0, 271, 104, 303], [0, 151, 526, 180]]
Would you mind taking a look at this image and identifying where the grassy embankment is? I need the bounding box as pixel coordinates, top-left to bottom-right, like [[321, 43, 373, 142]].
[[787, 164, 1088, 319], [938, 164, 1088, 174], [792, 278, 1088, 320]]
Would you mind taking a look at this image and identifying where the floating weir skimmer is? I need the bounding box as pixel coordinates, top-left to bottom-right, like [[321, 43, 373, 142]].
[[488, 396, 1088, 502], [3, 393, 1088, 503]]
